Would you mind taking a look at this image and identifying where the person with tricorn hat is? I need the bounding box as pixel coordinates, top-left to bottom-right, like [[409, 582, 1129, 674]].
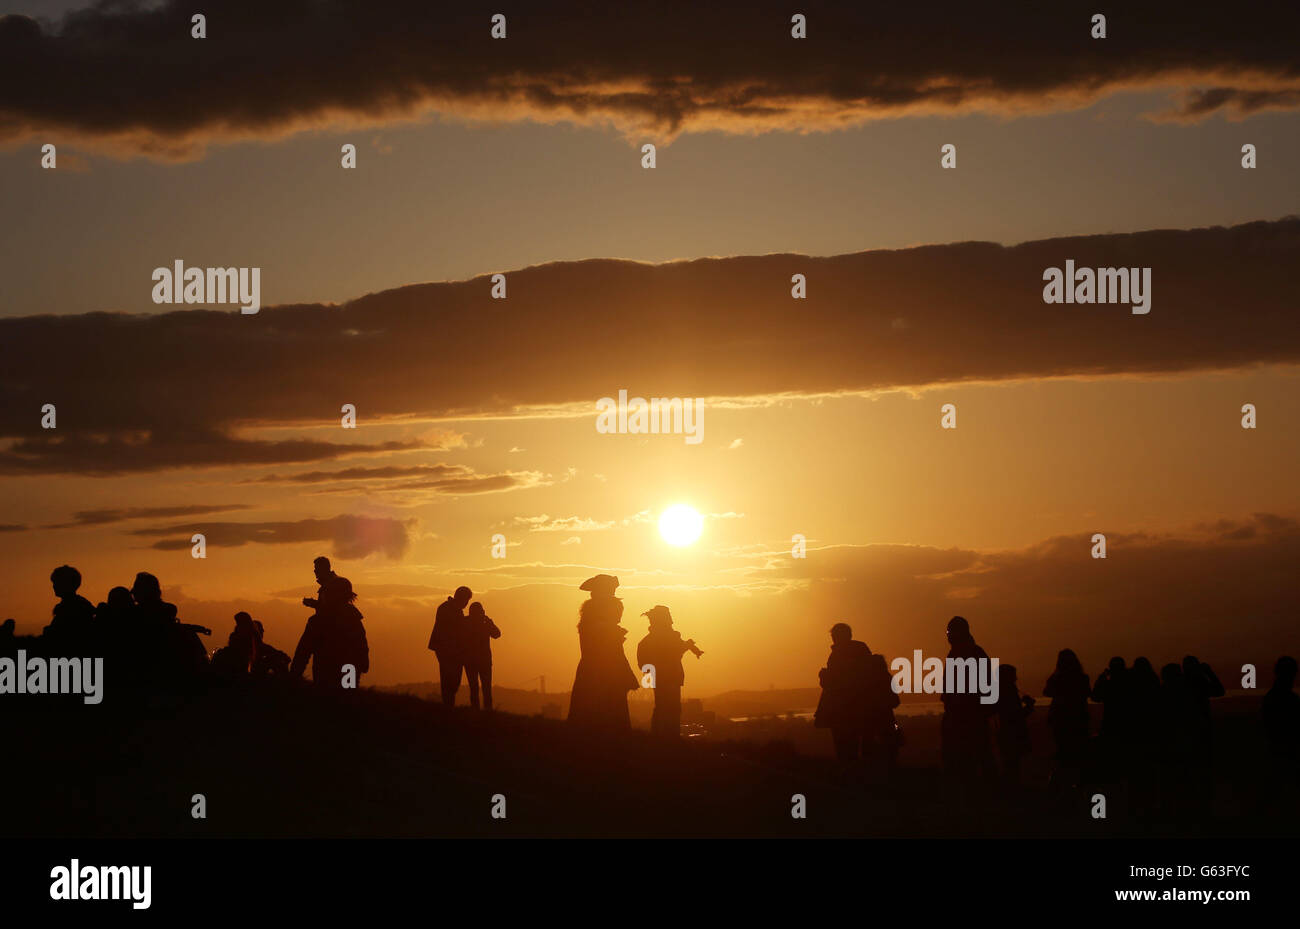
[[636, 605, 703, 739], [567, 575, 639, 730]]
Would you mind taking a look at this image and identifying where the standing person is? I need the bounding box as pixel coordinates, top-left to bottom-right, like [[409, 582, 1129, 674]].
[[429, 586, 472, 706], [941, 616, 996, 782], [814, 623, 872, 763], [1262, 656, 1300, 766], [301, 556, 349, 618], [567, 575, 639, 731], [1043, 648, 1092, 788], [636, 605, 703, 739], [994, 663, 1034, 788], [864, 652, 902, 776], [292, 572, 367, 689], [462, 602, 501, 710]]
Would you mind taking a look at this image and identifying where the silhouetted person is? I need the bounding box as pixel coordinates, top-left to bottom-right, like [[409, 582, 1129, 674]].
[[864, 651, 902, 775], [1263, 656, 1300, 764], [0, 619, 15, 656], [302, 556, 350, 616], [567, 575, 639, 731], [994, 663, 1034, 787], [212, 611, 257, 679], [1092, 657, 1132, 742], [1182, 654, 1224, 742], [1158, 662, 1199, 814], [429, 586, 472, 705], [462, 602, 501, 710], [43, 564, 95, 654], [815, 623, 872, 762], [636, 605, 703, 739], [1127, 656, 1163, 812], [131, 571, 209, 689], [251, 620, 291, 677], [292, 576, 368, 689], [941, 616, 995, 782], [94, 586, 135, 630], [1043, 648, 1091, 788], [1091, 656, 1133, 780], [1179, 654, 1224, 809]]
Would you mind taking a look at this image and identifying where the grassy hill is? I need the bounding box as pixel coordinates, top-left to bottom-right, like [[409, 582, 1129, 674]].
[[3, 681, 1293, 838]]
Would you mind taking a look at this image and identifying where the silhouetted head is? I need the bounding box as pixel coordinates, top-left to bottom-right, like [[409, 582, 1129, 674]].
[[234, 611, 253, 629], [50, 564, 81, 598], [579, 574, 619, 598], [468, 601, 487, 618], [313, 556, 332, 583], [1108, 656, 1126, 674], [946, 616, 971, 645], [1161, 663, 1183, 686], [131, 572, 162, 605], [252, 620, 265, 642], [106, 586, 133, 611], [830, 622, 852, 645], [1274, 656, 1298, 688], [643, 605, 673, 630], [453, 586, 472, 608], [1, 618, 13, 636], [1055, 649, 1083, 677], [337, 577, 358, 603], [1000, 663, 1018, 690], [1182, 655, 1200, 675]]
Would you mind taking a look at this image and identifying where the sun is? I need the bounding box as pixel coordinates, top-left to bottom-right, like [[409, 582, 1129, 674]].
[[659, 504, 704, 547]]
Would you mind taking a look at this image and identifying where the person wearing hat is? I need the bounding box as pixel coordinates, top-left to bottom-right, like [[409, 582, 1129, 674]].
[[567, 575, 639, 730], [636, 605, 703, 739]]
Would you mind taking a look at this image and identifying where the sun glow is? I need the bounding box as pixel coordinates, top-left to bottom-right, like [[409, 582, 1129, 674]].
[[659, 504, 704, 546]]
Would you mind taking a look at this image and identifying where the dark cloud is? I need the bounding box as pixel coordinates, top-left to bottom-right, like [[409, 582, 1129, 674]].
[[1, 1, 1297, 158], [0, 523, 28, 532], [292, 467, 546, 498], [0, 426, 428, 475], [44, 503, 252, 528], [1, 218, 1296, 472], [130, 513, 414, 559], [248, 463, 471, 484]]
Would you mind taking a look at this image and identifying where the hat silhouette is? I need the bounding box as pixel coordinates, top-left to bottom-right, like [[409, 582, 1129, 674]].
[[579, 574, 619, 596]]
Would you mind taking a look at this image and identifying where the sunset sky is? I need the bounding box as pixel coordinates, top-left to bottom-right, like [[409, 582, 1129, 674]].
[[1, 1, 1297, 697]]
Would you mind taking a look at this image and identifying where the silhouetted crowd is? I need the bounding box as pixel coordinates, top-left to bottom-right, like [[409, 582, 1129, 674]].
[[0, 557, 370, 698], [812, 614, 1300, 814], [7, 561, 1298, 812]]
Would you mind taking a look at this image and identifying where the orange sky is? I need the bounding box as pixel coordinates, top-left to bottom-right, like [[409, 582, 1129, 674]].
[[1, 0, 1298, 698]]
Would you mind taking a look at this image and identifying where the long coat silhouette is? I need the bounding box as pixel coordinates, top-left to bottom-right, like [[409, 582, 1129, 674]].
[[568, 576, 638, 731]]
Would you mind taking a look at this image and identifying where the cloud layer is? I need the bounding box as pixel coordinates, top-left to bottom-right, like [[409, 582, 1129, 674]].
[[2, 1, 1298, 158], [1, 218, 1295, 474]]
